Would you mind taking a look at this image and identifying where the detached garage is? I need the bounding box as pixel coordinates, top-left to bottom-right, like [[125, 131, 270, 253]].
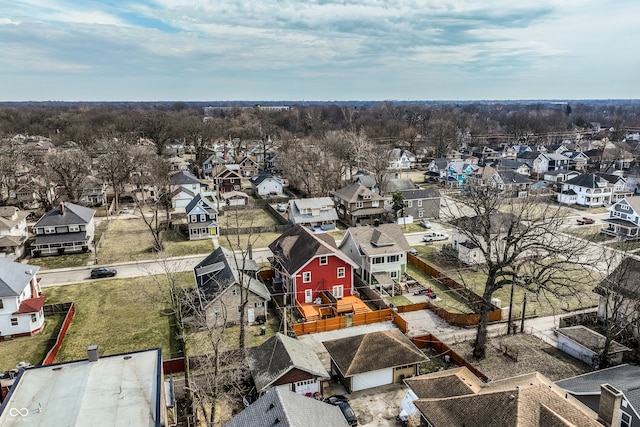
[[323, 329, 427, 392]]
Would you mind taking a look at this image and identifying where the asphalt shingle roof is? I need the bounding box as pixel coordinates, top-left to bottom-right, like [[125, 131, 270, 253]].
[[247, 333, 329, 393], [322, 329, 426, 377], [33, 202, 94, 228], [224, 387, 349, 427], [340, 223, 410, 255], [0, 258, 38, 297]]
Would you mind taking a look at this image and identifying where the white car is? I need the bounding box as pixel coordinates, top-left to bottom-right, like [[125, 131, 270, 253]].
[[419, 219, 432, 229], [276, 203, 287, 212], [422, 232, 449, 242]]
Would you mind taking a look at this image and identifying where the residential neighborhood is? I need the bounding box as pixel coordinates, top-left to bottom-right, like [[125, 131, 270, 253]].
[[3, 102, 640, 427]]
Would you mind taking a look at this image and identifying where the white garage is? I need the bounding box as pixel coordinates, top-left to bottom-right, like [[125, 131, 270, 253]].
[[351, 368, 394, 392], [323, 329, 427, 393]]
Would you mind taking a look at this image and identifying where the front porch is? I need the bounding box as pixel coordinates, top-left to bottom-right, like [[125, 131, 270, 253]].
[[601, 218, 640, 240]]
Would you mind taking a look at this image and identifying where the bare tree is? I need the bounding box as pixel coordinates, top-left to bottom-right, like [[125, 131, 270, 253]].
[[0, 137, 23, 203], [134, 155, 172, 252], [443, 183, 596, 359], [367, 144, 392, 194], [44, 148, 91, 203], [594, 252, 640, 368]]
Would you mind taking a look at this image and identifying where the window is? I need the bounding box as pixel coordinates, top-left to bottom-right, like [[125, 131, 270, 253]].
[[319, 256, 328, 265], [44, 226, 56, 234], [417, 200, 423, 207], [0, 299, 3, 309], [233, 185, 241, 190], [68, 225, 80, 232], [372, 256, 385, 264], [621, 411, 631, 427], [390, 271, 399, 279], [237, 305, 242, 312], [356, 202, 363, 209], [11, 317, 18, 326], [232, 289, 239, 296], [255, 301, 264, 308], [418, 209, 424, 218], [31, 313, 37, 323], [200, 214, 206, 222], [332, 285, 344, 299], [302, 272, 311, 283], [371, 201, 379, 207], [213, 308, 221, 317], [407, 200, 413, 207], [337, 267, 346, 278], [387, 255, 399, 263]]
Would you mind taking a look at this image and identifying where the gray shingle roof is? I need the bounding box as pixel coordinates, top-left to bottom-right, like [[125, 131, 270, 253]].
[[331, 182, 386, 203], [556, 364, 640, 412], [322, 329, 426, 376], [340, 223, 410, 255], [269, 225, 356, 274], [0, 258, 38, 297], [556, 326, 630, 354], [33, 202, 94, 227], [223, 387, 349, 427], [194, 247, 271, 304], [169, 170, 200, 185], [185, 194, 218, 215], [563, 173, 606, 188], [247, 333, 329, 393], [398, 188, 441, 200]]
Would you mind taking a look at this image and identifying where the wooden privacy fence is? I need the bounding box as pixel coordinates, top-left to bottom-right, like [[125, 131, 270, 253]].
[[42, 302, 75, 365], [407, 254, 502, 324], [409, 333, 489, 382], [292, 309, 393, 336]]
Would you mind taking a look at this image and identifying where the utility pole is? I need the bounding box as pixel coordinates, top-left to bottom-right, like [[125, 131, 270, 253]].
[[520, 293, 527, 333], [507, 282, 515, 334]]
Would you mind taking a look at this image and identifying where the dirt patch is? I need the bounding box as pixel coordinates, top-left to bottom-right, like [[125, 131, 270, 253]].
[[449, 333, 594, 382]]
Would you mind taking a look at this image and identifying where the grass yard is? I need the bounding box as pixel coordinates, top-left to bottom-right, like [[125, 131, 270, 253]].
[[406, 264, 473, 314], [187, 314, 281, 356], [0, 314, 64, 371], [566, 225, 612, 243], [27, 252, 92, 270], [97, 218, 216, 263], [386, 295, 413, 306], [218, 232, 283, 251], [218, 209, 281, 228], [42, 274, 191, 362], [413, 252, 598, 318]]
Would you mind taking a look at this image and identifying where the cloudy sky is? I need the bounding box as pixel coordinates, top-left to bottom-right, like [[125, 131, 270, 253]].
[[1, 0, 638, 102]]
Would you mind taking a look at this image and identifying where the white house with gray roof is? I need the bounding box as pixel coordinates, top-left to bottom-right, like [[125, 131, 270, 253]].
[[0, 206, 29, 260], [339, 223, 411, 289], [557, 173, 612, 207], [31, 202, 95, 257], [0, 258, 45, 339], [602, 197, 640, 239]]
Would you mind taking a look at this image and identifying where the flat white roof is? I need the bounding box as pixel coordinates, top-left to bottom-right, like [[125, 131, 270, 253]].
[[0, 348, 162, 427]]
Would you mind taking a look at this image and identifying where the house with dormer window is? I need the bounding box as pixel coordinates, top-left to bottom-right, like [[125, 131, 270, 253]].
[[601, 197, 640, 239], [557, 173, 612, 207], [0, 258, 45, 339], [169, 170, 206, 210], [331, 183, 389, 227], [31, 202, 95, 257], [597, 173, 633, 203], [185, 194, 218, 240], [338, 223, 411, 290], [0, 206, 29, 260]]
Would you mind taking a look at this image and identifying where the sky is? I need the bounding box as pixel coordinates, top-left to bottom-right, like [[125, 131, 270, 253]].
[[1, 0, 639, 102]]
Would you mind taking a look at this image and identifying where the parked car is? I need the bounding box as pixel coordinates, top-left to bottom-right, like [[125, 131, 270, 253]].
[[327, 397, 357, 426], [90, 267, 117, 279], [576, 217, 595, 225], [422, 232, 449, 242], [119, 207, 130, 214], [419, 219, 432, 229], [276, 203, 287, 212], [407, 248, 419, 256]]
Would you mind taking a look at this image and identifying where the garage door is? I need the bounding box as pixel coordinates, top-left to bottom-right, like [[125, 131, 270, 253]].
[[294, 379, 320, 395], [352, 368, 393, 392]]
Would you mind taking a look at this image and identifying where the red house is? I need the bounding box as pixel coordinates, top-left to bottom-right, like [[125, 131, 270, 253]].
[[269, 225, 366, 320]]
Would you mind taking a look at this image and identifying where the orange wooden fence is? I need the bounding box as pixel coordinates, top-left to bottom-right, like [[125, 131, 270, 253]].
[[42, 302, 76, 365]]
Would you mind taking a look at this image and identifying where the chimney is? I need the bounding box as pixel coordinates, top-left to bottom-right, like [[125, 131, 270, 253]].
[[29, 275, 38, 298], [88, 344, 99, 362], [373, 218, 380, 227], [59, 202, 65, 215], [598, 384, 623, 427]]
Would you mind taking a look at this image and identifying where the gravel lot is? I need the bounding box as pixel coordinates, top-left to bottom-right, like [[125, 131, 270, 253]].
[[449, 333, 594, 382]]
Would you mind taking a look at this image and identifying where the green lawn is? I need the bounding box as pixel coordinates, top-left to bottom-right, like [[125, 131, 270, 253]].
[[566, 225, 612, 243], [386, 295, 413, 306], [187, 314, 281, 356], [27, 252, 92, 270], [406, 264, 473, 314], [0, 314, 64, 371], [413, 251, 598, 317], [42, 274, 191, 362], [218, 209, 281, 228], [218, 232, 283, 251]]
